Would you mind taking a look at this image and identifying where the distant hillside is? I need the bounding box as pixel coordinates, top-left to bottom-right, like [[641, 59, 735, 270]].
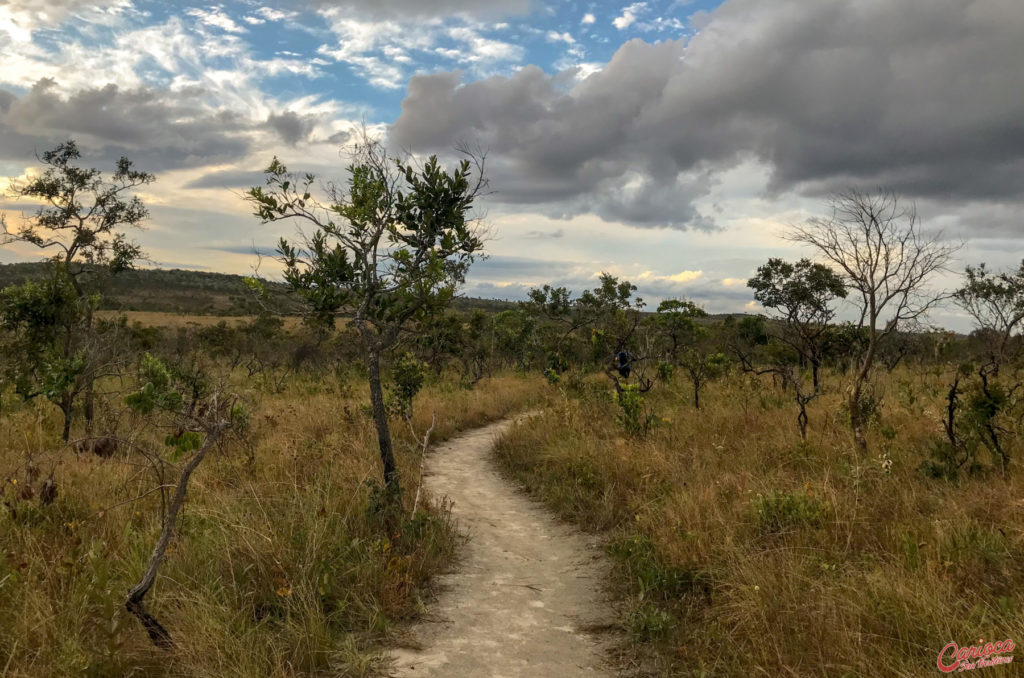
[[0, 262, 518, 316]]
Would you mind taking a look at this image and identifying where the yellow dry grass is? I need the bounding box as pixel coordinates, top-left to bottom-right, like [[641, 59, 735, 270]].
[[95, 311, 307, 331], [496, 368, 1024, 677], [0, 368, 542, 677]]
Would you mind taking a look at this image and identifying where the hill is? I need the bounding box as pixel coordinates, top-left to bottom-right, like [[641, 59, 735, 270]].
[[0, 262, 518, 316]]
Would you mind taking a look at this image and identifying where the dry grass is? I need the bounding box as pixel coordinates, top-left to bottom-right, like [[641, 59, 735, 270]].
[[0, 369, 541, 677], [495, 368, 1024, 677]]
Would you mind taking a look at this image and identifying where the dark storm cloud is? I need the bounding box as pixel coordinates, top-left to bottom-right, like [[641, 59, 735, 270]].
[[266, 111, 316, 146], [391, 0, 1024, 233], [0, 79, 253, 171]]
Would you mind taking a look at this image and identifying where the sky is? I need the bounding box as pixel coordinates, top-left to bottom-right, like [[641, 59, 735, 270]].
[[1, 0, 1022, 331]]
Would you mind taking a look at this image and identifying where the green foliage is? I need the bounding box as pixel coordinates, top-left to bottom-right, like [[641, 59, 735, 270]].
[[656, 361, 675, 382], [124, 353, 183, 414], [751, 489, 828, 533], [247, 140, 484, 336], [919, 437, 983, 481], [954, 260, 1024, 366], [613, 383, 653, 437], [747, 258, 846, 322], [609, 533, 709, 640], [385, 352, 427, 418]]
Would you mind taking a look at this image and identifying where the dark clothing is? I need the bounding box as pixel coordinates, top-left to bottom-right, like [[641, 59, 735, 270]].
[[616, 351, 633, 378]]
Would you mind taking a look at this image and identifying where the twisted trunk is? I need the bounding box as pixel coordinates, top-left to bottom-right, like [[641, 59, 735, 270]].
[[125, 423, 227, 648]]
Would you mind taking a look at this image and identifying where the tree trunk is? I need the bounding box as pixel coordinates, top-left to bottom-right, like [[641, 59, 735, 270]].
[[84, 379, 95, 434], [693, 380, 701, 409], [125, 424, 226, 648], [367, 349, 401, 495], [848, 381, 867, 453], [60, 394, 73, 442]]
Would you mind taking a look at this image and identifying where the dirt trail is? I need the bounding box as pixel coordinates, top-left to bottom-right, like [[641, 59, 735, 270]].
[[386, 416, 616, 677]]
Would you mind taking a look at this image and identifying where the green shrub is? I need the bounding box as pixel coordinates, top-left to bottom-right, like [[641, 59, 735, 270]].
[[751, 489, 827, 533], [613, 383, 653, 437]]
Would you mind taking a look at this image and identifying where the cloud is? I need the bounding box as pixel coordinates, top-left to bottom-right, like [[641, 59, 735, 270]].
[[305, 0, 530, 21], [0, 79, 254, 170], [184, 169, 269, 190], [613, 2, 647, 30], [523, 228, 564, 239], [391, 0, 1024, 233], [0, 0, 134, 42], [581, 13, 595, 25], [266, 110, 317, 146], [546, 30, 575, 44], [185, 7, 247, 34], [316, 9, 524, 89], [255, 7, 297, 22]]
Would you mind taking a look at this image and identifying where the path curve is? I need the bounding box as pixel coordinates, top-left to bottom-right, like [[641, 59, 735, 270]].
[[387, 416, 615, 677]]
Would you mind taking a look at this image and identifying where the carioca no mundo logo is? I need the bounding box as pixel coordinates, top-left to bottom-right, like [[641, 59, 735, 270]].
[[937, 638, 1015, 672]]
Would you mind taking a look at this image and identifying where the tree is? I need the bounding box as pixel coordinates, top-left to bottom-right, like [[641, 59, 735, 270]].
[[787, 189, 958, 452], [950, 261, 1024, 473], [652, 298, 705, 363], [1, 140, 153, 439], [524, 273, 646, 385], [245, 134, 486, 496], [651, 298, 719, 407], [121, 353, 243, 647], [747, 258, 846, 389], [954, 261, 1024, 371]]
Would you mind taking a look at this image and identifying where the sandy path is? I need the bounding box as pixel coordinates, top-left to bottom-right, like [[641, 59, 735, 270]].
[[386, 416, 616, 677]]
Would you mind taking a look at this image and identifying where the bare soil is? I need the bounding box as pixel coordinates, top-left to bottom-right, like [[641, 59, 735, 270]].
[[386, 416, 617, 677]]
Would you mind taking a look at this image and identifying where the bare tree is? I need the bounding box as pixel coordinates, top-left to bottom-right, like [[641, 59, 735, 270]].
[[787, 189, 959, 452]]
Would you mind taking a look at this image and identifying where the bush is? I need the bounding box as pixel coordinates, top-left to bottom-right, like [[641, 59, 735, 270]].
[[613, 383, 653, 437], [751, 489, 827, 533]]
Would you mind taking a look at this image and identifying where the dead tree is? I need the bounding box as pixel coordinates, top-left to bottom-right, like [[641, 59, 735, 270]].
[[787, 189, 958, 452]]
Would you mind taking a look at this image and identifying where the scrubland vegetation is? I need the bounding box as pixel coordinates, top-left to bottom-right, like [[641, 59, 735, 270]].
[[2, 139, 1022, 677], [498, 366, 1023, 676], [1, 357, 540, 676]]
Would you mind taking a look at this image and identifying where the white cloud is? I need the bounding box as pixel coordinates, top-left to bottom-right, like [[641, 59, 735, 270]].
[[448, 26, 524, 63], [0, 0, 134, 43], [185, 7, 247, 34], [613, 2, 647, 30], [546, 30, 575, 45], [721, 277, 746, 287], [581, 13, 595, 25], [255, 7, 296, 22]]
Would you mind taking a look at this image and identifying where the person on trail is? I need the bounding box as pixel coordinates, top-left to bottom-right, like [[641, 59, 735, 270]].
[[615, 351, 633, 378]]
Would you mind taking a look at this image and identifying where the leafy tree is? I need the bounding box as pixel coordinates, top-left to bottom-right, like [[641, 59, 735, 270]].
[[245, 134, 486, 496], [652, 298, 706, 363], [1, 140, 153, 439], [525, 273, 644, 375], [747, 257, 846, 389], [949, 260, 1024, 473], [492, 308, 538, 370], [954, 260, 1024, 371], [680, 346, 728, 410]]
